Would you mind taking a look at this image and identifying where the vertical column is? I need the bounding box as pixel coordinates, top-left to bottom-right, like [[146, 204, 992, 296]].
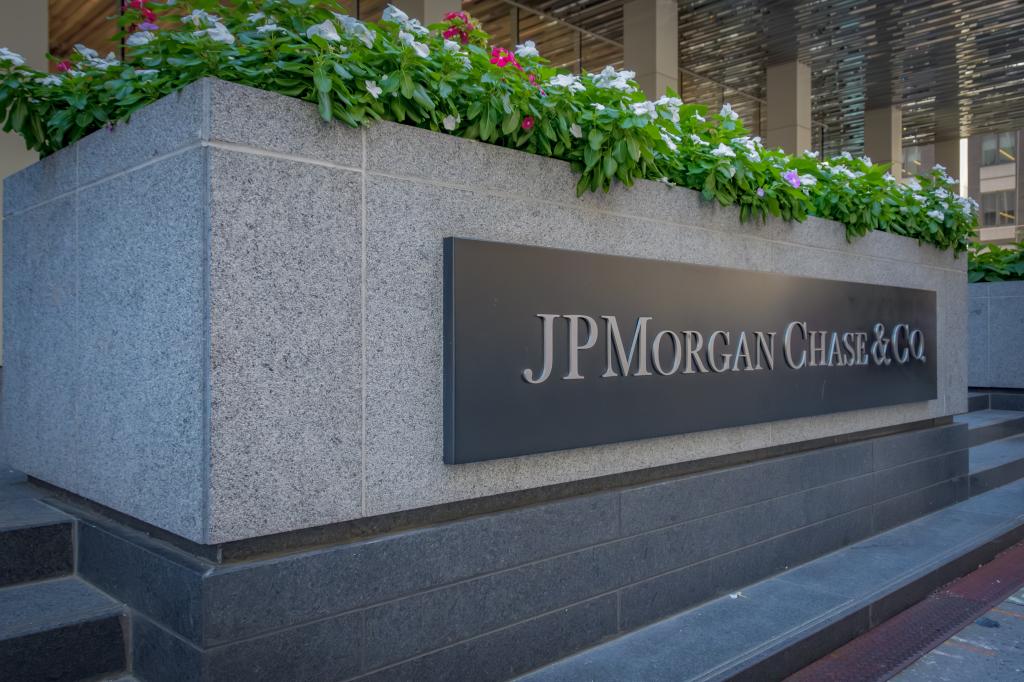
[[0, 0, 48, 368], [393, 0, 462, 24], [863, 106, 903, 177], [622, 0, 679, 97], [765, 61, 812, 155], [933, 138, 960, 178]]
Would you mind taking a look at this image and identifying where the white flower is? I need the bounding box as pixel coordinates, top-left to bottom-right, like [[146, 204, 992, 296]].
[[398, 31, 429, 58], [630, 101, 658, 120], [570, 123, 583, 139], [548, 74, 585, 93], [711, 143, 736, 158], [133, 68, 158, 77], [335, 14, 375, 48], [803, 150, 819, 158], [307, 20, 341, 42], [35, 74, 62, 86], [0, 47, 25, 66], [689, 134, 708, 146], [927, 209, 945, 222], [883, 172, 896, 183], [747, 150, 761, 163], [839, 151, 853, 161], [719, 103, 738, 120], [912, 193, 926, 202], [382, 5, 409, 23], [247, 11, 265, 22], [405, 18, 430, 35], [74, 44, 99, 60], [934, 187, 951, 199], [459, 55, 471, 69], [693, 113, 705, 123], [443, 114, 460, 131], [443, 40, 462, 53], [660, 132, 678, 152], [256, 23, 285, 34], [194, 22, 235, 45], [592, 66, 634, 91], [182, 9, 219, 27], [905, 177, 921, 191], [933, 163, 946, 172], [656, 95, 682, 108], [860, 155, 872, 165], [515, 40, 539, 58], [126, 31, 156, 46], [365, 80, 382, 98], [799, 174, 817, 186]]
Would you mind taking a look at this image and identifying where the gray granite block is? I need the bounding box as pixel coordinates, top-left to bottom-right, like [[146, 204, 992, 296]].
[[521, 578, 849, 682], [968, 296, 989, 387], [206, 147, 363, 542], [955, 478, 1024, 518], [620, 442, 872, 535], [970, 455, 1024, 496], [980, 280, 1024, 298], [0, 576, 121, 638], [615, 559, 718, 631], [989, 392, 1024, 411], [362, 594, 618, 682], [201, 492, 618, 645], [75, 149, 207, 540], [77, 79, 204, 186], [77, 521, 207, 643], [970, 433, 1024, 473], [2, 196, 77, 492], [872, 450, 968, 503], [208, 80, 362, 168], [1, 143, 75, 216], [988, 297, 1024, 390], [132, 614, 203, 682], [872, 424, 968, 471], [0, 499, 73, 587]]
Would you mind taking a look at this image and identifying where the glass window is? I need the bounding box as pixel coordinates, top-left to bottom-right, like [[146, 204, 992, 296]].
[[980, 132, 1017, 166], [903, 146, 923, 178], [980, 190, 1017, 227]]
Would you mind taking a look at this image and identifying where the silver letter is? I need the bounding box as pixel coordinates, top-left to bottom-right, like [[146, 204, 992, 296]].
[[910, 329, 926, 361], [682, 331, 708, 374], [522, 314, 559, 384], [784, 321, 807, 369], [731, 331, 755, 371], [564, 315, 598, 380], [652, 330, 683, 376], [891, 324, 910, 364], [707, 330, 731, 373], [754, 332, 775, 370], [602, 316, 653, 378]]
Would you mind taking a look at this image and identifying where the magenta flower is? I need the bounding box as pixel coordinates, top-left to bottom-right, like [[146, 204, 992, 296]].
[[782, 169, 801, 188], [521, 116, 535, 131]]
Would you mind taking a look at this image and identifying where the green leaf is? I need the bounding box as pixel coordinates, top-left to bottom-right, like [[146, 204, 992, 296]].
[[317, 90, 332, 122], [588, 128, 604, 150]]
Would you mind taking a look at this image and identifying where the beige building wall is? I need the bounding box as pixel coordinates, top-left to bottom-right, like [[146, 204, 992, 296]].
[[0, 1, 49, 365]]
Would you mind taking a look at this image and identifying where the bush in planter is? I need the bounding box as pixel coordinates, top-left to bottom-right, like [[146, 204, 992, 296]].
[[0, 0, 977, 252], [968, 241, 1024, 282]]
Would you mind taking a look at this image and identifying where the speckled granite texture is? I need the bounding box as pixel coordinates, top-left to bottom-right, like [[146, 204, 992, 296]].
[[969, 281, 1024, 389], [2, 78, 968, 543]]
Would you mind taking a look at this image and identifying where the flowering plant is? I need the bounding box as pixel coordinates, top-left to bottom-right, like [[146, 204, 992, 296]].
[[968, 241, 1024, 282], [0, 0, 976, 252]]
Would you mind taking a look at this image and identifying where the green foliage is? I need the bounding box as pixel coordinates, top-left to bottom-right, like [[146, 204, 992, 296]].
[[968, 241, 1024, 282], [0, 0, 978, 252]]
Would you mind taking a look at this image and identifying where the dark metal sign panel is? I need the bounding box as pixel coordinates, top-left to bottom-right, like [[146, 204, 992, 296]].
[[443, 238, 937, 464]]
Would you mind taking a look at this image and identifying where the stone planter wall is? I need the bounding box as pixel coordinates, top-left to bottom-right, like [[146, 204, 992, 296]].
[[2, 78, 968, 544], [969, 281, 1024, 389]]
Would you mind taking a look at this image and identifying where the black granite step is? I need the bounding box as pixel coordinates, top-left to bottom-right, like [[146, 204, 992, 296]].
[[517, 479, 1024, 682], [954, 408, 1024, 447], [0, 495, 73, 588], [968, 392, 990, 413], [0, 577, 126, 682], [970, 433, 1024, 497]]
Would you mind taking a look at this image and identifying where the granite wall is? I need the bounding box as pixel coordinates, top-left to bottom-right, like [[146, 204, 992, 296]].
[[969, 281, 1024, 389], [2, 78, 968, 544]]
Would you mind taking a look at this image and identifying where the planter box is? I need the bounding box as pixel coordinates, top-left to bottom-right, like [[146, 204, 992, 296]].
[[969, 281, 1024, 389], [2, 78, 968, 544]]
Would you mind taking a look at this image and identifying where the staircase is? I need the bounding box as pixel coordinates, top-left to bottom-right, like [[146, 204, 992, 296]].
[[958, 392, 1024, 495], [0, 470, 131, 682], [518, 395, 1024, 682]]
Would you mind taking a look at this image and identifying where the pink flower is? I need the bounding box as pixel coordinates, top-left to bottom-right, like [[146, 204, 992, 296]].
[[521, 116, 535, 131], [56, 59, 72, 72], [782, 169, 801, 189], [490, 47, 521, 70]]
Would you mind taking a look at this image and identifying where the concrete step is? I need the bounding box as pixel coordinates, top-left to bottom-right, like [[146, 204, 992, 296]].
[[970, 433, 1024, 497], [0, 496, 73, 588], [954, 409, 1024, 447], [0, 576, 127, 682], [517, 479, 1024, 682]]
